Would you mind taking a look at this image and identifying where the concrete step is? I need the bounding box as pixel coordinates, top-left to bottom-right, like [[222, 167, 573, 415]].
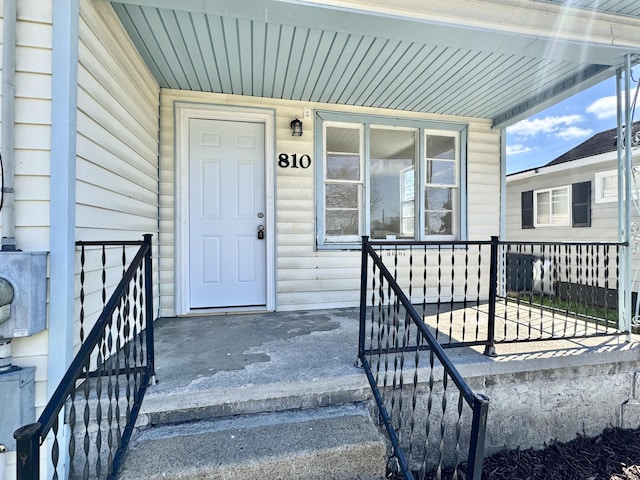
[[118, 404, 387, 480], [137, 374, 373, 427]]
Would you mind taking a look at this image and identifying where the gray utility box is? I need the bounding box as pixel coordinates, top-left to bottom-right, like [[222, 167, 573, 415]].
[[0, 251, 47, 340], [0, 366, 35, 450]]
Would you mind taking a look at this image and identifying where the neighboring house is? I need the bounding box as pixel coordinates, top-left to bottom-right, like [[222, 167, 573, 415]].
[[0, 0, 639, 477], [506, 122, 640, 303]]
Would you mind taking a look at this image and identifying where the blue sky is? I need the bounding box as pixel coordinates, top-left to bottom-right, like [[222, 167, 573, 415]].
[[506, 70, 638, 174]]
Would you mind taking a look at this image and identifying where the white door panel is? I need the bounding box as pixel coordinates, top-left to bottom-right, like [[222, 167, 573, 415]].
[[189, 118, 266, 308]]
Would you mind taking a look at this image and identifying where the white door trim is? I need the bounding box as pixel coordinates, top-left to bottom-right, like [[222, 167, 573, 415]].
[[175, 102, 276, 314]]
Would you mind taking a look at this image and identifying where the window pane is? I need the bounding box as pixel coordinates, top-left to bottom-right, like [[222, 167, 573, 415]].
[[536, 188, 569, 225], [425, 187, 453, 235], [326, 126, 360, 181], [426, 159, 455, 184], [369, 128, 416, 239], [426, 212, 452, 235], [326, 210, 359, 235], [426, 135, 455, 159], [326, 183, 358, 208], [326, 126, 360, 152], [551, 188, 568, 224], [326, 154, 360, 181], [536, 191, 550, 224], [602, 175, 617, 198], [425, 187, 452, 211]]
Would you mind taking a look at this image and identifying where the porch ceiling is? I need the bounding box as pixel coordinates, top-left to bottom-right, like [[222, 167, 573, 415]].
[[109, 0, 640, 128]]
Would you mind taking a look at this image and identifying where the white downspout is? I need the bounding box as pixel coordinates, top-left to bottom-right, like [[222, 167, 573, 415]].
[[499, 128, 507, 297], [0, 444, 6, 480], [1, 0, 17, 251], [0, 4, 16, 480]]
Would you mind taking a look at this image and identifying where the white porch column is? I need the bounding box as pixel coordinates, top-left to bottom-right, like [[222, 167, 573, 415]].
[[48, 1, 79, 478], [49, 0, 79, 385], [616, 54, 633, 337]]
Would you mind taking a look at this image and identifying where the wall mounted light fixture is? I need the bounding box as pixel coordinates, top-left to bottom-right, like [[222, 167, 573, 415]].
[[290, 117, 303, 136]]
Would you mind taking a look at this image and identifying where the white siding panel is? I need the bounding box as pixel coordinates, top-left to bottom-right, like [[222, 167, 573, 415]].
[[14, 71, 51, 99], [75, 0, 159, 361], [15, 150, 50, 175], [15, 18, 52, 48], [0, 4, 54, 428], [15, 97, 51, 124], [16, 45, 51, 74], [17, 0, 53, 23], [14, 124, 50, 150], [160, 89, 500, 315]]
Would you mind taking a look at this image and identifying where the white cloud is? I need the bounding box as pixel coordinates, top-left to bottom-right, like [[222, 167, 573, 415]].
[[586, 95, 617, 120], [506, 144, 532, 155], [555, 126, 593, 141], [508, 114, 584, 138]]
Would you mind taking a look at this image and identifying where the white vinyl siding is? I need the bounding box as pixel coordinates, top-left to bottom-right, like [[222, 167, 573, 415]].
[[2, 2, 53, 252], [1, 2, 53, 475], [159, 89, 500, 315], [75, 0, 159, 351]]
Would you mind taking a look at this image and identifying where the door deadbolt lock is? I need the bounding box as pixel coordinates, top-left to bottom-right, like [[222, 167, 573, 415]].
[[257, 225, 265, 240]]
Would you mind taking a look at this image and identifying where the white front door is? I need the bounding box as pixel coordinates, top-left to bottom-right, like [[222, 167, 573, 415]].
[[188, 118, 267, 308]]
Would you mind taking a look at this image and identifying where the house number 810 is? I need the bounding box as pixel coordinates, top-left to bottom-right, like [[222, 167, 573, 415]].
[[278, 153, 311, 169]]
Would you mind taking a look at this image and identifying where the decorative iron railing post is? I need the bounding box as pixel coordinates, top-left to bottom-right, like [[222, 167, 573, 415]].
[[14, 236, 156, 480], [359, 236, 370, 360], [466, 394, 490, 480], [144, 234, 155, 382], [484, 236, 498, 356], [14, 422, 41, 480]]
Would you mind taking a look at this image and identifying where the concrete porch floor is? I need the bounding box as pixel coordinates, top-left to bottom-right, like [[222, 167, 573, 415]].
[[139, 306, 640, 426]]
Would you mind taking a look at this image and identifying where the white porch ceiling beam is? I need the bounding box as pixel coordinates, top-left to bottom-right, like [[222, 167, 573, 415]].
[[110, 0, 639, 66], [492, 63, 617, 128]]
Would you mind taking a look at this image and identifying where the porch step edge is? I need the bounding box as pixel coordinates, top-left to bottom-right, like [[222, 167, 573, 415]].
[[119, 404, 387, 480], [138, 374, 372, 426]]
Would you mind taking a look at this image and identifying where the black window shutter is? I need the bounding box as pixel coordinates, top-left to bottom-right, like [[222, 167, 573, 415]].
[[521, 190, 534, 229], [572, 181, 591, 227]]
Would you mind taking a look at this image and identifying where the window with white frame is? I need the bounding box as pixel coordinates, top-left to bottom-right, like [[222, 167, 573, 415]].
[[324, 124, 363, 241], [595, 170, 617, 203], [534, 186, 570, 226], [316, 112, 465, 246], [522, 181, 591, 228], [425, 133, 457, 236]]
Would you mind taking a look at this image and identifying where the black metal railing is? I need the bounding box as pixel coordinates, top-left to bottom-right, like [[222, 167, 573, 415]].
[[360, 237, 490, 480], [362, 237, 625, 356], [359, 235, 626, 478], [14, 235, 155, 480], [495, 240, 622, 348]]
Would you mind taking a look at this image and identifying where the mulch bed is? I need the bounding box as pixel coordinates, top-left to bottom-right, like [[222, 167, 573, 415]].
[[413, 427, 640, 479], [480, 427, 640, 480]]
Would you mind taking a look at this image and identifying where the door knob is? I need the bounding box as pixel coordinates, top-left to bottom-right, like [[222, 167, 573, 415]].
[[257, 225, 265, 240]]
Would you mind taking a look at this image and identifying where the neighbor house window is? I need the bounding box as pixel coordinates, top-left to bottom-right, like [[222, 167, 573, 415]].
[[521, 181, 591, 228], [595, 170, 617, 203], [316, 112, 465, 246], [535, 186, 570, 226]]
